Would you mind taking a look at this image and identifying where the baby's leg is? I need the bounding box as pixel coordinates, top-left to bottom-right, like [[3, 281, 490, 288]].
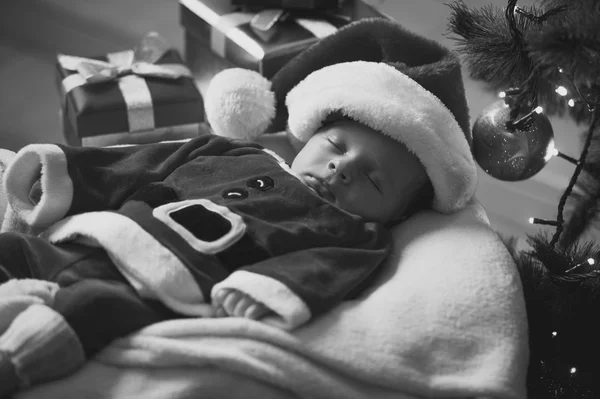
[[0, 231, 177, 356], [0, 232, 97, 283], [53, 278, 177, 358], [0, 279, 176, 396], [0, 236, 178, 395], [0, 232, 36, 282]]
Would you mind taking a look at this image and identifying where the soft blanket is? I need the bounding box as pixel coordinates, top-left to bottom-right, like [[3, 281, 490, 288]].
[[0, 148, 529, 399]]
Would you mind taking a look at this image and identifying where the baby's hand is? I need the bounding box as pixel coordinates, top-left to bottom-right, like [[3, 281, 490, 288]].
[[212, 288, 271, 319]]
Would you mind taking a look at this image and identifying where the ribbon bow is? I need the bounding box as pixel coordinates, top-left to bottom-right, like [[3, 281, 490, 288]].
[[58, 32, 191, 89], [58, 32, 193, 133]]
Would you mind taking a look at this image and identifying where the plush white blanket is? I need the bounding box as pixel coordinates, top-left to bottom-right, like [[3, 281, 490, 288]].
[[0, 148, 529, 399]]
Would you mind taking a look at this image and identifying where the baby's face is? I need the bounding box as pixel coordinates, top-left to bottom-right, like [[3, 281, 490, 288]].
[[291, 119, 428, 223]]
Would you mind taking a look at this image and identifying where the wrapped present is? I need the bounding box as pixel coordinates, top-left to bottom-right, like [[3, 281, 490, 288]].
[[180, 0, 391, 78], [231, 0, 340, 11], [56, 32, 204, 146]]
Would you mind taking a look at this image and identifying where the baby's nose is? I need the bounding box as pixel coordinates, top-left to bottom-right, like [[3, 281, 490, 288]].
[[328, 159, 353, 184]]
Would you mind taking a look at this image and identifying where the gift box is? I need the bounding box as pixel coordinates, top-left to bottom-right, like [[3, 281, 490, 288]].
[[231, 0, 340, 11], [56, 32, 205, 147], [180, 0, 391, 79]]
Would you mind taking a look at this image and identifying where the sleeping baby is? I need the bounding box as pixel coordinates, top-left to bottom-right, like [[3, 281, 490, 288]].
[[0, 18, 477, 397]]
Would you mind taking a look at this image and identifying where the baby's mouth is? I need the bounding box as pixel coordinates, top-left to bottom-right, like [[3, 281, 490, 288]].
[[305, 175, 334, 202]]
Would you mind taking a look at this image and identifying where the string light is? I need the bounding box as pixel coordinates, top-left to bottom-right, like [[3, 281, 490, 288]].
[[501, 2, 596, 254], [499, 88, 521, 98], [529, 217, 558, 226], [544, 145, 555, 162], [508, 105, 544, 129], [502, 6, 599, 266], [526, 80, 595, 233], [514, 2, 569, 22], [565, 258, 596, 273], [555, 86, 568, 96], [548, 145, 579, 165]]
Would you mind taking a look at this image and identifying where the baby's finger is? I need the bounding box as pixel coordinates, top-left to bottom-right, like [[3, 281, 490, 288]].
[[244, 303, 269, 320], [214, 306, 227, 318], [222, 290, 242, 315], [211, 288, 229, 307], [233, 294, 254, 317]]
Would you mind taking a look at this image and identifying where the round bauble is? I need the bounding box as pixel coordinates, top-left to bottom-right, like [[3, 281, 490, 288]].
[[472, 100, 555, 181]]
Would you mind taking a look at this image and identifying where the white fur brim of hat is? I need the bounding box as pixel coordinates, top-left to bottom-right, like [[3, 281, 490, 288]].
[[285, 61, 478, 214]]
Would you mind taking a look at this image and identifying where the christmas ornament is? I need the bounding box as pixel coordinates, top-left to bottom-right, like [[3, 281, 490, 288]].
[[472, 100, 555, 181]]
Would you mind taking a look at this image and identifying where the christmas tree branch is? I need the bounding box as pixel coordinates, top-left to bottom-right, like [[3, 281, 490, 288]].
[[446, 0, 599, 122], [551, 108, 599, 248], [446, 0, 537, 89], [561, 120, 600, 247]]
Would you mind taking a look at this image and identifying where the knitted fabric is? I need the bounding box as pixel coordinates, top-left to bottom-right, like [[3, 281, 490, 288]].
[[0, 304, 85, 390]]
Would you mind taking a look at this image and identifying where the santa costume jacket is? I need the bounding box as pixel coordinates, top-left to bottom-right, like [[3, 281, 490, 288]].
[[2, 135, 389, 329]]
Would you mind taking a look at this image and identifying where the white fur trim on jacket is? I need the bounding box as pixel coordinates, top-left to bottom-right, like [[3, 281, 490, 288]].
[[212, 270, 311, 330], [41, 211, 213, 317], [285, 61, 478, 213], [3, 144, 73, 227]]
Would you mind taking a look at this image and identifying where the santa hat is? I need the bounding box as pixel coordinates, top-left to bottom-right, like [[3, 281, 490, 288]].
[[205, 18, 478, 213]]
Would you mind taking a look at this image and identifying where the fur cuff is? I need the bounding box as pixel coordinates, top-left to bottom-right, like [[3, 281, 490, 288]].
[[3, 144, 73, 227], [212, 270, 311, 330]]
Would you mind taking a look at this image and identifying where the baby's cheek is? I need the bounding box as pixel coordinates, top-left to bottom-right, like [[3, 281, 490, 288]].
[[339, 189, 377, 215]]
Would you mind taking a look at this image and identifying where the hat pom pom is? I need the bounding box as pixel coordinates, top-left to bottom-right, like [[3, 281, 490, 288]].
[[205, 68, 275, 140]]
